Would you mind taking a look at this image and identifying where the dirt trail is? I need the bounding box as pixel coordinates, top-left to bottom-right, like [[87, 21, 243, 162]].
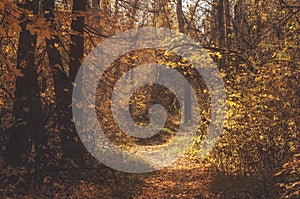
[[132, 157, 214, 199]]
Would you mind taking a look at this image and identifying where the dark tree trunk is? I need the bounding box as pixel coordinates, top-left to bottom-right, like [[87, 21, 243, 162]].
[[224, 0, 232, 50], [60, 0, 87, 162], [6, 0, 43, 167], [176, 0, 185, 33], [70, 0, 87, 82], [222, 0, 232, 66], [234, 0, 244, 49], [42, 0, 77, 163]]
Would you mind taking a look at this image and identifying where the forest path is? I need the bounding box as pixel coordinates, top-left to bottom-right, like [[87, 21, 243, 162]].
[[132, 156, 214, 199]]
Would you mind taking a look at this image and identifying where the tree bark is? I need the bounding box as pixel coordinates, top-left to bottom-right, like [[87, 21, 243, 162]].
[[234, 0, 244, 48], [92, 0, 100, 24], [176, 0, 185, 33], [224, 0, 231, 49], [217, 0, 226, 68], [176, 0, 191, 122], [42, 0, 78, 163], [6, 0, 43, 167], [61, 0, 87, 162]]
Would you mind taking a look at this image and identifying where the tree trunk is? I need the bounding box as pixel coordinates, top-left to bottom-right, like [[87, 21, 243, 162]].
[[61, 0, 87, 162], [176, 0, 191, 122], [176, 0, 185, 33], [6, 0, 43, 167], [42, 0, 78, 163], [224, 0, 231, 50], [92, 0, 100, 24], [217, 0, 226, 68], [234, 0, 244, 49]]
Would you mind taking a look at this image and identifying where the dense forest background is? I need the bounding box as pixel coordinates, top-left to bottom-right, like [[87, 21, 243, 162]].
[[0, 0, 299, 198]]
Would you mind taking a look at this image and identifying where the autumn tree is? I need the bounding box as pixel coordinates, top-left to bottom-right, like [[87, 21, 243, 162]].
[[6, 0, 45, 167]]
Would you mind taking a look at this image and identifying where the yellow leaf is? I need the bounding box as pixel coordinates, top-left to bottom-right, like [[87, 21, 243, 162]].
[[216, 52, 222, 59], [164, 50, 171, 57], [274, 170, 283, 176], [259, 135, 264, 140], [54, 43, 59, 48]]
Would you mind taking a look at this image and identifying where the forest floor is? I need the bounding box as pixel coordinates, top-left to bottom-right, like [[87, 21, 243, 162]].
[[131, 156, 215, 199], [0, 153, 280, 198], [0, 139, 280, 198], [128, 155, 277, 199]]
